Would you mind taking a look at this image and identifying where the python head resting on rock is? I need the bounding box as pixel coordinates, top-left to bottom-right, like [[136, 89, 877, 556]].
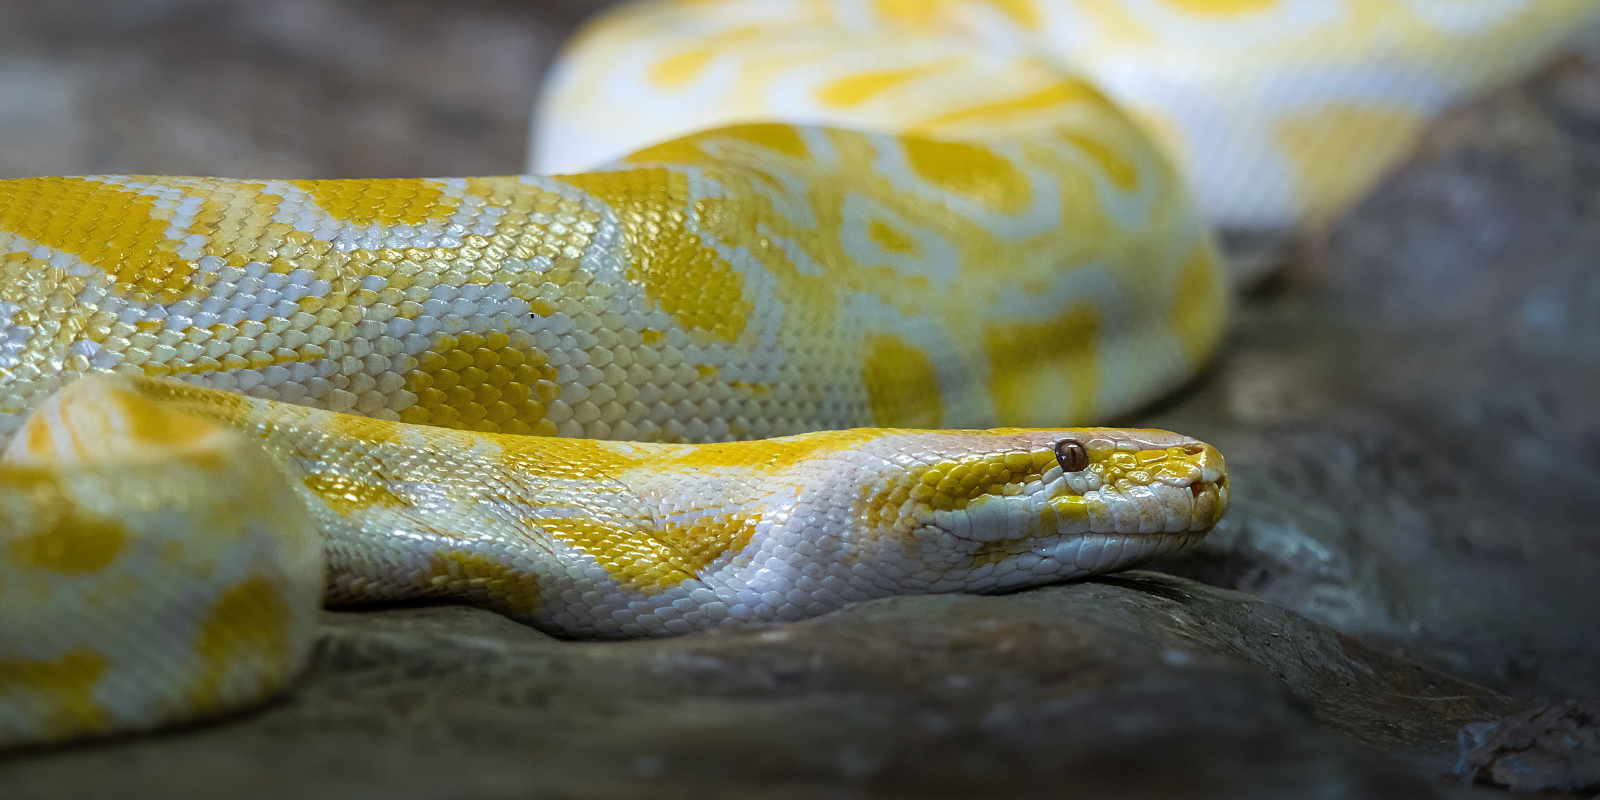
[[0, 0, 1594, 749]]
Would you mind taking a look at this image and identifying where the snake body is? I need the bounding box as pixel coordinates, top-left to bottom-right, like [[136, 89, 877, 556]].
[[0, 0, 1594, 747]]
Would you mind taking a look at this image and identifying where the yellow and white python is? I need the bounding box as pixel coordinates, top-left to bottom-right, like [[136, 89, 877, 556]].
[[0, 0, 1592, 747]]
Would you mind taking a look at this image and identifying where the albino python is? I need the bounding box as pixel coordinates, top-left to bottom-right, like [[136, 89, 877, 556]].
[[0, 0, 1593, 748]]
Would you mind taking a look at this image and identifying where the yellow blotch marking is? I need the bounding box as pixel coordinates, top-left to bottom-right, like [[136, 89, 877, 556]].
[[1161, 0, 1277, 15], [620, 137, 717, 168], [875, 0, 1038, 28], [902, 139, 1031, 215], [301, 472, 405, 516], [126, 371, 250, 411], [920, 450, 1055, 512], [620, 123, 802, 167], [875, 0, 942, 24], [187, 183, 283, 266], [0, 177, 196, 299], [538, 512, 758, 594], [867, 219, 918, 255], [1063, 132, 1141, 191], [0, 650, 108, 737], [859, 449, 1058, 536], [656, 429, 882, 474], [10, 509, 126, 575], [462, 176, 527, 206], [403, 330, 560, 434], [984, 302, 1100, 426], [1169, 242, 1227, 365], [659, 514, 760, 577], [1050, 495, 1091, 527], [815, 63, 949, 107], [980, 0, 1041, 28], [22, 412, 53, 458], [538, 517, 692, 594], [915, 79, 1103, 130], [25, 380, 238, 451], [648, 25, 765, 87], [720, 125, 810, 158], [651, 47, 715, 87], [728, 381, 771, 397], [114, 386, 231, 447], [427, 553, 541, 618], [289, 178, 460, 227], [556, 168, 752, 342], [497, 436, 647, 482], [189, 575, 294, 711], [326, 412, 410, 446], [1273, 103, 1423, 223], [690, 189, 841, 330], [861, 335, 943, 429]]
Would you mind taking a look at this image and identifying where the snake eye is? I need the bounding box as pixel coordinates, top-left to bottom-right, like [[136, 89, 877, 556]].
[[1054, 439, 1088, 473]]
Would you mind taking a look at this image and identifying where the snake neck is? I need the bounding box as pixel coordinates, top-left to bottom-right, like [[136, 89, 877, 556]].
[[7, 375, 1222, 638]]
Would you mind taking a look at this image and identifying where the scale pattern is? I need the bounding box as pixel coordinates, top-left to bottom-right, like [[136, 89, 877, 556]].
[[539, 0, 1600, 230], [2, 374, 1224, 744], [0, 119, 1217, 444], [0, 0, 1594, 748]]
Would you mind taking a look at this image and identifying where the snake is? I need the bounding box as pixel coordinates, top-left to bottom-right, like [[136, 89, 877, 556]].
[[0, 0, 1592, 749]]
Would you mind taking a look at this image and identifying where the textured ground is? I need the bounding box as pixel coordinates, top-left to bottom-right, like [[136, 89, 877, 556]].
[[1, 1, 1597, 798]]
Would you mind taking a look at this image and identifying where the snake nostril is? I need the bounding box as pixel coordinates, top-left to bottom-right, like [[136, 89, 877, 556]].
[[1054, 439, 1088, 472]]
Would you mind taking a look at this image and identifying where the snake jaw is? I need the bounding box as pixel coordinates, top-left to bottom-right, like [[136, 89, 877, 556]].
[[846, 429, 1227, 591]]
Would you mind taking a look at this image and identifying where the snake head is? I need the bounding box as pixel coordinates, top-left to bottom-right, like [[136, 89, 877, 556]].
[[848, 428, 1226, 593]]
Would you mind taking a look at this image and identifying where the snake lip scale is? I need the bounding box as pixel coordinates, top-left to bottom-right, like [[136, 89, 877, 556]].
[[0, 0, 1592, 750]]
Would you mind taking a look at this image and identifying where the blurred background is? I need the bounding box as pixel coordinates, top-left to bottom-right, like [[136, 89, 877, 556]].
[[0, 0, 612, 180]]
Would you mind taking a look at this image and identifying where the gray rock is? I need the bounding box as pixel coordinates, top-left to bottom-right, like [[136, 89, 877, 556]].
[[1456, 700, 1600, 795], [0, 0, 614, 180], [0, 573, 1511, 799], [1146, 44, 1600, 704]]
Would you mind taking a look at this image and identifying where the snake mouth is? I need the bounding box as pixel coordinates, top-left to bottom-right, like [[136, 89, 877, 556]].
[[854, 430, 1228, 576], [963, 527, 1210, 592], [932, 440, 1229, 541], [947, 458, 1225, 585], [1050, 439, 1228, 536], [1044, 461, 1229, 536]]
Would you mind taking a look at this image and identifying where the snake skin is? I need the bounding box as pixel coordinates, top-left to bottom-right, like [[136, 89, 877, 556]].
[[0, 0, 1595, 747]]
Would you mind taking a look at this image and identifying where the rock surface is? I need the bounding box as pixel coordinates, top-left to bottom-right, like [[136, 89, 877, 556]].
[[1458, 701, 1600, 794], [0, 0, 601, 180], [0, 574, 1516, 798], [1144, 44, 1600, 706], [1, 1, 1597, 798]]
